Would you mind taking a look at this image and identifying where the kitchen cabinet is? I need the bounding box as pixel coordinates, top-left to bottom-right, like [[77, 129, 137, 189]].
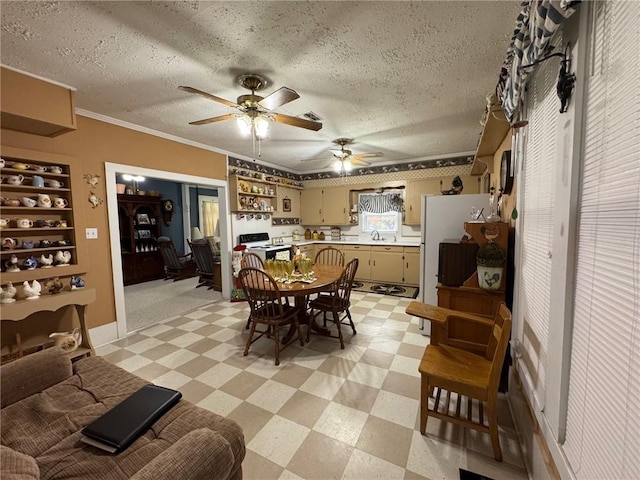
[[276, 184, 302, 218], [404, 175, 481, 225], [342, 245, 371, 281], [371, 245, 404, 284], [403, 246, 421, 285], [229, 174, 277, 213], [117, 195, 164, 285], [300, 187, 349, 225], [298, 243, 315, 259]]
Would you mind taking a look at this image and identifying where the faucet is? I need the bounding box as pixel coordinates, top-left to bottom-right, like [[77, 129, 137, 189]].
[[371, 230, 380, 241]]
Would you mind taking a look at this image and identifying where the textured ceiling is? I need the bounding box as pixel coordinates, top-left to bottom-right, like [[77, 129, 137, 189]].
[[1, 1, 521, 173]]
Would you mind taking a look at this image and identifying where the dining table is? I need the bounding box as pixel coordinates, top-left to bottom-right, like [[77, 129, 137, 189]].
[[274, 263, 343, 342]]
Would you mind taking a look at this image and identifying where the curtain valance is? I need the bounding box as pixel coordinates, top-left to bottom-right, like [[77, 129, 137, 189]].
[[358, 194, 403, 213], [501, 0, 581, 122]]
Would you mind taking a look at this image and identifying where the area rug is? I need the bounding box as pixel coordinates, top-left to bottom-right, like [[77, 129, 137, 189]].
[[351, 281, 419, 299]]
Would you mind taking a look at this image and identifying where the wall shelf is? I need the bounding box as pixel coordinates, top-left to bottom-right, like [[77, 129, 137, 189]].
[[471, 107, 511, 175]]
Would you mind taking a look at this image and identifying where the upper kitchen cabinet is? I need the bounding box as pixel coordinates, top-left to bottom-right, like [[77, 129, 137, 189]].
[[300, 187, 349, 226], [276, 184, 302, 219], [404, 175, 481, 225], [0, 67, 77, 137]]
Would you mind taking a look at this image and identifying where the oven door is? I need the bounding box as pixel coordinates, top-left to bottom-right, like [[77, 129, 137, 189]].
[[265, 246, 291, 261]]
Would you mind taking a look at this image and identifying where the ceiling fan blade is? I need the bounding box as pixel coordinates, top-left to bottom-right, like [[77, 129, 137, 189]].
[[259, 87, 300, 110], [352, 152, 383, 160], [272, 113, 322, 131], [350, 158, 371, 167], [178, 86, 238, 108], [189, 113, 236, 126]]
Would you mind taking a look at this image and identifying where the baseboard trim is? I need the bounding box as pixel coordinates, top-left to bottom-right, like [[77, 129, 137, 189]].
[[89, 321, 118, 348]]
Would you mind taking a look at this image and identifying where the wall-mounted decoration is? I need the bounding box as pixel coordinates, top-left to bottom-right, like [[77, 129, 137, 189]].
[[88, 191, 103, 208], [83, 173, 101, 187], [162, 199, 174, 225], [283, 197, 291, 212], [500, 150, 514, 194], [272, 217, 300, 226]]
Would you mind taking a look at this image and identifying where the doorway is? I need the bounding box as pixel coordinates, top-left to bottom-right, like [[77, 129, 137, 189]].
[[106, 163, 232, 340]]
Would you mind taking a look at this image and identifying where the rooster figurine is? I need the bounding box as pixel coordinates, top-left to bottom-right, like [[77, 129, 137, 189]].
[[1, 282, 17, 304], [21, 280, 41, 300], [54, 250, 71, 266], [40, 253, 54, 268]]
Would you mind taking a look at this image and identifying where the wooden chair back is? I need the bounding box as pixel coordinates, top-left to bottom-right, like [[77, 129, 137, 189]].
[[334, 258, 359, 306], [238, 267, 285, 322], [157, 236, 181, 268], [188, 240, 215, 276], [241, 252, 265, 270], [314, 247, 344, 266]]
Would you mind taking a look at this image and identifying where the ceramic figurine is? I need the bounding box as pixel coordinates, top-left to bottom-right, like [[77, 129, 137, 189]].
[[21, 280, 41, 300], [4, 254, 20, 272], [0, 282, 17, 303], [54, 250, 71, 266], [70, 275, 85, 290], [23, 256, 38, 270], [40, 253, 54, 268], [49, 328, 81, 353], [45, 276, 64, 294]]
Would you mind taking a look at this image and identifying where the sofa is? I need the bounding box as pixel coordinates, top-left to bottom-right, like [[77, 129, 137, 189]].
[[0, 347, 245, 479]]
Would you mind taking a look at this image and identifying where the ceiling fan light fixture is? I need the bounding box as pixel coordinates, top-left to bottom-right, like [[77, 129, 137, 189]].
[[333, 159, 343, 173], [254, 115, 269, 139], [236, 114, 252, 136], [343, 159, 353, 172]]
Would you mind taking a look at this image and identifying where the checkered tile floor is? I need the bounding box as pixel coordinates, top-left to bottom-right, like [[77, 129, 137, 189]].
[[96, 291, 528, 480]]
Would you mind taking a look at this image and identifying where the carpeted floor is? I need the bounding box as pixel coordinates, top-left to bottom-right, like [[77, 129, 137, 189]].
[[124, 277, 222, 332], [352, 281, 419, 299]]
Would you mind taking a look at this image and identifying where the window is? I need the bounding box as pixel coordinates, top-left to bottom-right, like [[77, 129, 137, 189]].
[[361, 211, 400, 233]]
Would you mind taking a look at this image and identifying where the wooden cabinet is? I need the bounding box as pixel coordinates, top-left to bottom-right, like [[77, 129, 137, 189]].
[[298, 243, 315, 259], [342, 245, 371, 281], [371, 245, 404, 284], [404, 176, 481, 225], [276, 185, 302, 218], [300, 187, 349, 225], [229, 174, 277, 213], [117, 195, 164, 285], [403, 246, 421, 285], [0, 149, 84, 285]]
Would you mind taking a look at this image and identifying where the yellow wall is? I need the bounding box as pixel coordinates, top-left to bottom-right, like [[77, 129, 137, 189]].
[[2, 115, 227, 329]]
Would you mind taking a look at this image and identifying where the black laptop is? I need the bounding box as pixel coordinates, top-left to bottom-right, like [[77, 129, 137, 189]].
[[81, 384, 182, 453]]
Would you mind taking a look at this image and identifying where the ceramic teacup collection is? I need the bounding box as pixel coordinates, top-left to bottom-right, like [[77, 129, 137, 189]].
[[11, 162, 30, 170], [32, 175, 45, 187], [0, 218, 10, 229], [37, 194, 52, 208], [45, 179, 64, 188], [53, 197, 68, 208], [16, 218, 34, 229], [31, 165, 47, 173], [49, 166, 63, 174], [6, 174, 24, 185], [21, 197, 37, 208]]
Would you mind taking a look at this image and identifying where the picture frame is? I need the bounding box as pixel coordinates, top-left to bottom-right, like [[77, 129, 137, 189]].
[[150, 217, 156, 225], [136, 213, 150, 225], [139, 229, 151, 239], [283, 197, 291, 212]]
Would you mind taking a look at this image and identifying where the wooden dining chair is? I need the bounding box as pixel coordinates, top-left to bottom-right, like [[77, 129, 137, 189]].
[[410, 301, 512, 461], [314, 247, 344, 266], [238, 267, 304, 366], [241, 252, 265, 270], [307, 258, 359, 348]]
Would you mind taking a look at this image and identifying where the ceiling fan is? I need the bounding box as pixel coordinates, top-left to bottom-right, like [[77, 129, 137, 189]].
[[329, 138, 383, 170], [179, 74, 322, 135]]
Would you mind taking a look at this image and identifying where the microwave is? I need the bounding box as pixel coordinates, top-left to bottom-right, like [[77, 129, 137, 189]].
[[438, 240, 479, 287]]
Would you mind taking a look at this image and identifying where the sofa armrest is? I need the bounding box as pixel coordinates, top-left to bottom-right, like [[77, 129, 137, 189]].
[[0, 445, 39, 480], [0, 347, 72, 408], [130, 428, 236, 480]]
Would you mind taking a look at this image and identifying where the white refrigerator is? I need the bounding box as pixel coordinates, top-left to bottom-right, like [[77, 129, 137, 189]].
[[418, 193, 490, 335]]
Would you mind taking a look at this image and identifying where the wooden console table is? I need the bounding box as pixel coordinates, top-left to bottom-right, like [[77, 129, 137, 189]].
[[1, 288, 97, 362]]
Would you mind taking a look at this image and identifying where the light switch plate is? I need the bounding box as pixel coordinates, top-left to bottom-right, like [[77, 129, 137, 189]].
[[86, 228, 98, 239]]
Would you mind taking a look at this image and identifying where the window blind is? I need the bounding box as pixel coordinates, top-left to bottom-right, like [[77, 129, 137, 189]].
[[517, 49, 560, 409], [563, 2, 640, 479]]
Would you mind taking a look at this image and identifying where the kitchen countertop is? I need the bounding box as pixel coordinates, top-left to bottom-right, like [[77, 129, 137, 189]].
[[293, 239, 420, 248]]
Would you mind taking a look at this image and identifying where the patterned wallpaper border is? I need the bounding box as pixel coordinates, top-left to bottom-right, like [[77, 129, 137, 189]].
[[228, 155, 473, 183]]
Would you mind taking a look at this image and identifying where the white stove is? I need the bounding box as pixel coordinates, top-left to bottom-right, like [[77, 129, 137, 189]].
[[239, 233, 292, 261]]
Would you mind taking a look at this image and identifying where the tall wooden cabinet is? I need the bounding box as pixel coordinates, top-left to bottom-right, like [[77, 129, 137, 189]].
[[117, 194, 164, 285]]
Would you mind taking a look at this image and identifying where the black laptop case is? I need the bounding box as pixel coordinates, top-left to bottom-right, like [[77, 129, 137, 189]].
[[81, 384, 182, 453]]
